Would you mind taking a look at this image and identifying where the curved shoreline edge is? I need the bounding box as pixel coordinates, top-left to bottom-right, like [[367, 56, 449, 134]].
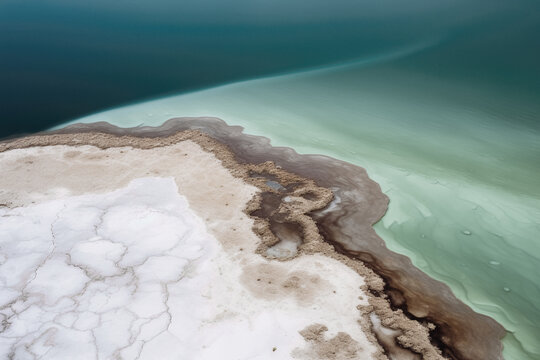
[[0, 117, 506, 360]]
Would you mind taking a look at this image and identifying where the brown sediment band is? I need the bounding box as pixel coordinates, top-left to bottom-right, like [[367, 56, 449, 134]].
[[0, 117, 506, 360]]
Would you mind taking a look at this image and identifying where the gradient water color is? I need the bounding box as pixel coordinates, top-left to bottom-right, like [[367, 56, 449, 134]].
[[4, 0, 539, 358], [3, 0, 538, 136]]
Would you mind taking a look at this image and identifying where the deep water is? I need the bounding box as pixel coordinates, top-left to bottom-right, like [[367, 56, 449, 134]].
[[2, 0, 539, 137], [3, 0, 540, 358]]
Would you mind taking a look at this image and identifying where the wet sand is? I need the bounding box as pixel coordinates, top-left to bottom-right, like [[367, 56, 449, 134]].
[[0, 117, 505, 359]]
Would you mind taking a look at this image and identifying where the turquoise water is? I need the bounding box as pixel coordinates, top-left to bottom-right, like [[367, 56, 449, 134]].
[[2, 0, 499, 137], [3, 0, 539, 138], [64, 53, 540, 359]]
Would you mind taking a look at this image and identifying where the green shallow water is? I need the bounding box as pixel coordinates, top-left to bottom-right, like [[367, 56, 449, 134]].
[[64, 59, 540, 359]]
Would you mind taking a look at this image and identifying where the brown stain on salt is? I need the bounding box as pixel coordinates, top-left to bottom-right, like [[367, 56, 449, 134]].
[[240, 263, 328, 304], [63, 150, 81, 158], [295, 323, 361, 360]]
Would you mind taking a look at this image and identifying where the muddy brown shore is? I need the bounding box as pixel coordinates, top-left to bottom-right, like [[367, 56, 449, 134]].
[[1, 117, 505, 359]]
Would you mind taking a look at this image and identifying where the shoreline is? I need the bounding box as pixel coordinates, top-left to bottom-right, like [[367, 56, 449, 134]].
[[0, 117, 505, 359]]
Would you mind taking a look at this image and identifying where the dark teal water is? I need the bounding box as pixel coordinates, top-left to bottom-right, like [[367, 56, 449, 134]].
[[2, 0, 538, 137]]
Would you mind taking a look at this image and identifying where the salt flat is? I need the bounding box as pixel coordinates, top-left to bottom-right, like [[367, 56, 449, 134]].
[[0, 139, 380, 359]]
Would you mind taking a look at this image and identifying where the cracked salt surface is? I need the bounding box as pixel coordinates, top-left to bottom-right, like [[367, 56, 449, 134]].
[[0, 177, 377, 359]]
